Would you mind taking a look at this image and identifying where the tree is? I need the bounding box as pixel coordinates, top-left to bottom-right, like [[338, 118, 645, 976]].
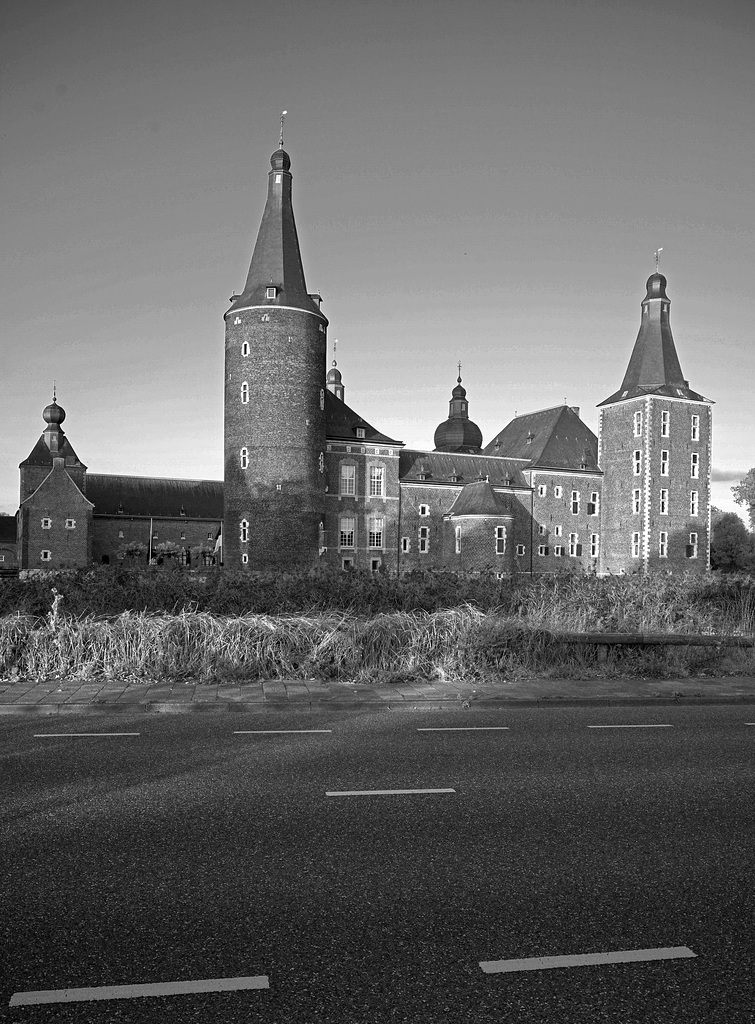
[[710, 511, 755, 572], [732, 468, 755, 530]]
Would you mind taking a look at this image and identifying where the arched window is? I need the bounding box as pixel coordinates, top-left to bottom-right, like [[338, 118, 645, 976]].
[[240, 447, 248, 469], [241, 382, 249, 404]]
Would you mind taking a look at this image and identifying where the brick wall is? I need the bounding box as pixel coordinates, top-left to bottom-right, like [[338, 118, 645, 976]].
[[530, 470, 603, 572], [19, 461, 92, 569], [92, 516, 222, 566]]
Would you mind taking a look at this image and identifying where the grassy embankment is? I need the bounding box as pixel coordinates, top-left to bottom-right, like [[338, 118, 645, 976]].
[[1, 568, 755, 683]]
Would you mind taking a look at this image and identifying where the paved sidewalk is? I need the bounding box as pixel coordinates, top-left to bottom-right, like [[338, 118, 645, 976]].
[[1, 674, 755, 713]]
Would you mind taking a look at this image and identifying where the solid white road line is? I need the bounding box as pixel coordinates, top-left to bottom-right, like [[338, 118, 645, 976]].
[[587, 724, 673, 729], [417, 727, 510, 731], [745, 723, 755, 726], [480, 946, 696, 974], [233, 729, 332, 734], [33, 733, 141, 738], [9, 975, 270, 1006], [326, 788, 456, 797]]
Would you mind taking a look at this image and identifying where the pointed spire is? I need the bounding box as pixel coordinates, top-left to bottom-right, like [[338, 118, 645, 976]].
[[229, 127, 321, 316]]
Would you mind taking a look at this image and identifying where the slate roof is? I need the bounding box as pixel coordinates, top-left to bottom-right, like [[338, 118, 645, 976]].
[[483, 406, 599, 471], [325, 390, 403, 446], [399, 450, 528, 488], [86, 475, 223, 519], [20, 434, 85, 469], [228, 149, 325, 318], [445, 479, 512, 517]]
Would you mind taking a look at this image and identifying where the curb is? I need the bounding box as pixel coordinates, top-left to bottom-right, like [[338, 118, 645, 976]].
[[2, 695, 755, 715]]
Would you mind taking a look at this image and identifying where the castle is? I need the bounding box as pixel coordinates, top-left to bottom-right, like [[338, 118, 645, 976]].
[[9, 144, 712, 576]]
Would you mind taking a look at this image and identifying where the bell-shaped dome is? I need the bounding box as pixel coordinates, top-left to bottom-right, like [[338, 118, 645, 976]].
[[42, 400, 65, 425], [270, 148, 291, 172], [326, 361, 342, 385], [644, 272, 668, 300], [433, 374, 483, 453]]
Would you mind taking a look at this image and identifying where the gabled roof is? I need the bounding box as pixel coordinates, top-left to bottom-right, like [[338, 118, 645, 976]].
[[20, 461, 93, 508], [86, 475, 223, 519], [483, 406, 599, 472], [399, 450, 528, 488], [325, 390, 403, 446], [445, 479, 512, 517]]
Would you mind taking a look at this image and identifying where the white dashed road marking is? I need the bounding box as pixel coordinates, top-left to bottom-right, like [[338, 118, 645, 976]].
[[33, 733, 140, 738], [587, 724, 673, 729], [9, 975, 270, 1006], [417, 727, 510, 732], [480, 946, 696, 974], [326, 788, 456, 797], [233, 729, 332, 734]]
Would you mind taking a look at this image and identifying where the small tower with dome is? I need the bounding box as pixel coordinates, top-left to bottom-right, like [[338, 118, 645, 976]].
[[433, 373, 483, 454]]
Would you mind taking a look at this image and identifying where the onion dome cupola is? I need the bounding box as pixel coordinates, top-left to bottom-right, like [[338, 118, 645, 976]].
[[433, 373, 483, 454], [326, 343, 344, 401]]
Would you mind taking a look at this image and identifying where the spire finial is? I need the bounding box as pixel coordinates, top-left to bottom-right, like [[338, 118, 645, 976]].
[[52, 380, 56, 403], [332, 338, 338, 367], [654, 247, 663, 273], [457, 360, 462, 383], [279, 110, 287, 149]]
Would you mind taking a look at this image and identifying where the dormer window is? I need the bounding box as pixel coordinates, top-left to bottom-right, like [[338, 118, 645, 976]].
[[266, 286, 277, 300], [355, 427, 365, 439]]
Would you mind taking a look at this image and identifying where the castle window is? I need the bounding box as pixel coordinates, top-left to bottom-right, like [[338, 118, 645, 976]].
[[419, 504, 430, 516], [242, 553, 249, 565], [340, 464, 356, 495], [659, 531, 668, 558], [455, 526, 461, 554], [554, 545, 563, 557], [633, 411, 642, 436], [661, 410, 670, 437], [590, 533, 599, 558], [569, 533, 580, 557], [41, 550, 51, 561], [65, 519, 76, 529], [118, 531, 124, 539], [688, 532, 698, 559], [261, 314, 270, 322], [554, 525, 562, 538], [356, 427, 365, 439], [240, 519, 249, 543], [632, 489, 641, 515], [240, 447, 249, 469], [369, 466, 385, 497], [516, 544, 526, 556], [180, 531, 186, 540], [633, 450, 642, 475], [419, 526, 429, 552], [538, 545, 549, 556], [266, 286, 277, 299], [274, 174, 282, 184], [691, 453, 699, 478], [554, 486, 563, 499], [342, 557, 354, 570], [660, 489, 669, 514], [588, 491, 599, 516], [319, 452, 325, 474], [369, 516, 384, 549], [241, 381, 249, 404], [691, 415, 700, 441], [371, 558, 381, 572], [339, 516, 355, 549], [41, 518, 51, 530], [537, 484, 547, 497], [320, 388, 325, 410], [241, 341, 250, 357], [401, 537, 410, 553], [495, 526, 506, 555], [571, 491, 580, 515], [631, 532, 641, 558], [690, 491, 698, 516], [539, 524, 546, 535], [319, 323, 325, 333], [661, 450, 669, 476]]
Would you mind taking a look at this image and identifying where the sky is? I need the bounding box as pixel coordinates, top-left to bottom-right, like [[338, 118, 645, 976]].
[[2, 0, 754, 519]]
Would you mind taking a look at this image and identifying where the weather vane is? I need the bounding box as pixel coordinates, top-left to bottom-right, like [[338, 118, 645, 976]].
[[457, 360, 462, 381], [333, 338, 338, 364], [654, 247, 663, 273], [53, 379, 56, 402], [279, 110, 287, 148]]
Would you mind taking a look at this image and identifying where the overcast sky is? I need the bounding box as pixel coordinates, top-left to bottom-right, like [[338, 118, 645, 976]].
[[2, 0, 753, 518]]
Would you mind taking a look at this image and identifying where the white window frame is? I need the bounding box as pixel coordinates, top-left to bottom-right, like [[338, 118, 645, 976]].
[[65, 518, 76, 529], [240, 447, 248, 470], [554, 486, 563, 499], [660, 489, 669, 515], [631, 532, 641, 558], [571, 490, 580, 515], [632, 488, 641, 515], [41, 550, 52, 561], [660, 450, 669, 476], [266, 286, 277, 299], [455, 526, 461, 554], [355, 427, 366, 439], [590, 533, 599, 558], [340, 463, 356, 496], [554, 525, 562, 538], [240, 519, 249, 543], [691, 453, 699, 478], [538, 545, 548, 557], [659, 531, 668, 558], [537, 484, 547, 497], [41, 518, 51, 530], [568, 533, 579, 556], [241, 381, 249, 404], [689, 532, 699, 558], [691, 415, 700, 441], [419, 526, 429, 553], [633, 450, 642, 475], [368, 515, 384, 549], [401, 537, 410, 553], [339, 516, 356, 549], [661, 410, 670, 437], [241, 553, 249, 564], [633, 410, 642, 436], [588, 491, 599, 515], [369, 465, 385, 497], [495, 526, 506, 555], [516, 544, 526, 556], [690, 491, 698, 516], [419, 504, 430, 517], [538, 524, 546, 535], [554, 545, 563, 557], [241, 341, 250, 357]]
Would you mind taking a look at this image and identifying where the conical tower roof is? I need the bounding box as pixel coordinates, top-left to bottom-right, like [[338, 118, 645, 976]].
[[600, 272, 709, 406], [228, 148, 323, 317]]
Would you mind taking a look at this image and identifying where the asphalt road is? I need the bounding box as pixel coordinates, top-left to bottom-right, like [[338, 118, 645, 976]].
[[1, 705, 753, 1023]]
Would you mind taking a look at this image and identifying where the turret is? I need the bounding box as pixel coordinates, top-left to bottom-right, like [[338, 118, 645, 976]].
[[433, 374, 483, 454]]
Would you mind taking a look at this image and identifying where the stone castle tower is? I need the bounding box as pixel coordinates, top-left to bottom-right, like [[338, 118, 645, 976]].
[[597, 272, 712, 573], [223, 146, 329, 569]]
